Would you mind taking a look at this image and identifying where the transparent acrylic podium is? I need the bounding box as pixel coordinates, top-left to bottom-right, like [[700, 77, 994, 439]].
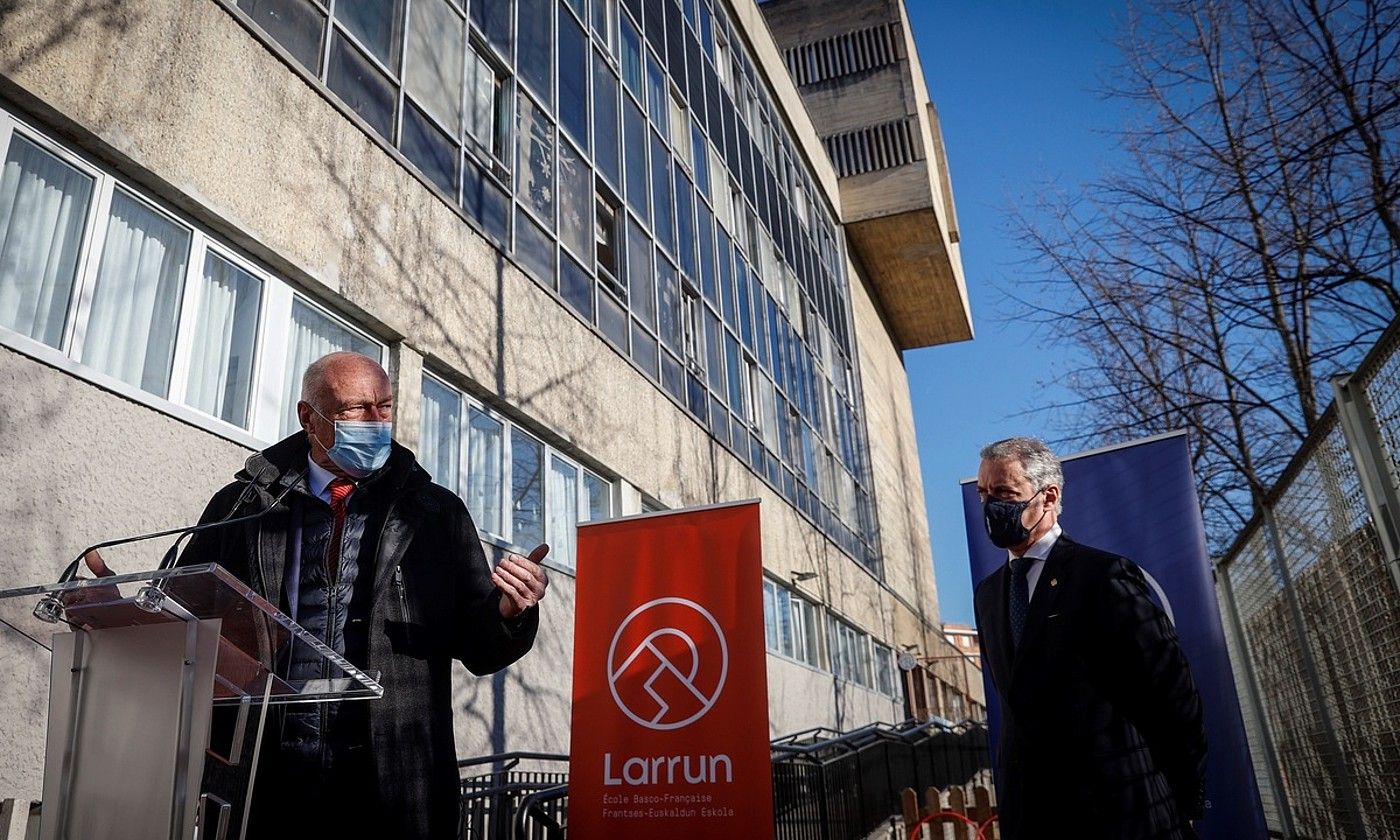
[[0, 563, 383, 840]]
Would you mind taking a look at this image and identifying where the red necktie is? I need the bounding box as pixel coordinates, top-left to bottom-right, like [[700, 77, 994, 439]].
[[327, 478, 355, 583]]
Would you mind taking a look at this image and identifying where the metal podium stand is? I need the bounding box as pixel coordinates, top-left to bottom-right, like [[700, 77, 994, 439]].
[[0, 563, 383, 840]]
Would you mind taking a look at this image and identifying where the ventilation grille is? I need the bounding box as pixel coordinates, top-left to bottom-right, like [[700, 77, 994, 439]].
[[783, 23, 901, 87], [822, 117, 922, 177]]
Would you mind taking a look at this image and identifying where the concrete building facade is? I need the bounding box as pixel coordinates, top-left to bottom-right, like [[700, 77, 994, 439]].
[[0, 0, 977, 801]]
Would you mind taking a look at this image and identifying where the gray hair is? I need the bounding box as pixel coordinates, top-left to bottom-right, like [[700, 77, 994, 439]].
[[980, 437, 1064, 512]]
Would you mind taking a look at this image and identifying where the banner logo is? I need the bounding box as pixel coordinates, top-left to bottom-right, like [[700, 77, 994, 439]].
[[607, 597, 729, 730]]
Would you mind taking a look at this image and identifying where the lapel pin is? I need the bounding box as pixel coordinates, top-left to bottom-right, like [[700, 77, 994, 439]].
[[1050, 578, 1058, 587]]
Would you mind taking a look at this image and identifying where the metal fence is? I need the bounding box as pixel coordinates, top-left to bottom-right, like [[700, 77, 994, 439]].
[[459, 752, 570, 840], [462, 719, 991, 840], [1217, 325, 1400, 840]]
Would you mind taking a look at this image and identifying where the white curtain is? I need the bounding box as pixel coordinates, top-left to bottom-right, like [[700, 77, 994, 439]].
[[776, 586, 794, 657], [186, 252, 261, 426], [82, 190, 190, 396], [467, 408, 503, 535], [280, 299, 378, 435], [0, 135, 94, 347], [419, 377, 460, 491], [546, 456, 577, 569], [763, 582, 778, 650]]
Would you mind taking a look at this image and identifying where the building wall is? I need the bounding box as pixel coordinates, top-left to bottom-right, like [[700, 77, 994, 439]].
[[0, 0, 964, 800]]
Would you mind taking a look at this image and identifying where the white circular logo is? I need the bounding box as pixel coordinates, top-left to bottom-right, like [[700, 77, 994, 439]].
[[607, 597, 729, 731]]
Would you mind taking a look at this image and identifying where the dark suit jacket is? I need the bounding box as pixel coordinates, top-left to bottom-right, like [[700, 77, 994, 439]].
[[180, 434, 538, 839], [974, 534, 1207, 840]]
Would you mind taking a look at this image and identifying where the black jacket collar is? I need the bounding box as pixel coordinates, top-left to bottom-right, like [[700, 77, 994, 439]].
[[236, 433, 430, 499]]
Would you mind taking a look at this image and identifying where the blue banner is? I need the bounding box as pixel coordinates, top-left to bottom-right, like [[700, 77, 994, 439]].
[[960, 431, 1266, 839]]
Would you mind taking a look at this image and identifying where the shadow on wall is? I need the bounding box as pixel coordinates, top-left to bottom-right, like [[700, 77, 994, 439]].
[[0, 1, 135, 80]]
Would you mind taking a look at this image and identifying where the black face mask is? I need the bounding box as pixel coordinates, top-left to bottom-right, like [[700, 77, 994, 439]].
[[982, 488, 1046, 549]]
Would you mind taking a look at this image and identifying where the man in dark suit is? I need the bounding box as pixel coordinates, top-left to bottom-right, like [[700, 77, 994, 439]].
[[972, 437, 1207, 839]]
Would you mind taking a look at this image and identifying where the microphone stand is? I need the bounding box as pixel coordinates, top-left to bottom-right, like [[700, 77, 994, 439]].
[[35, 472, 305, 623]]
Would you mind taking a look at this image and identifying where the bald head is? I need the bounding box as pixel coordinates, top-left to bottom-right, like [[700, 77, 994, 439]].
[[297, 352, 394, 476], [301, 352, 389, 412]]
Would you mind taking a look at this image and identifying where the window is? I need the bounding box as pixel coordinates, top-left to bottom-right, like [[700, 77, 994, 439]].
[[517, 94, 556, 227], [326, 29, 396, 138], [420, 373, 615, 561], [420, 375, 463, 491], [0, 134, 93, 347], [582, 469, 612, 521], [822, 117, 920, 178], [873, 642, 896, 697], [333, 0, 402, 68], [627, 215, 655, 327], [714, 26, 731, 93], [595, 188, 621, 283], [622, 98, 649, 223], [465, 44, 510, 166], [669, 90, 690, 169], [646, 52, 668, 137], [185, 251, 263, 427], [681, 287, 703, 369], [546, 455, 578, 567], [791, 596, 823, 668], [559, 139, 592, 260], [828, 615, 872, 688], [742, 356, 759, 425], [782, 23, 900, 88], [280, 298, 381, 435], [592, 51, 622, 188], [763, 579, 823, 668], [0, 113, 387, 443], [518, 0, 554, 102], [468, 408, 505, 535], [558, 6, 590, 149], [762, 580, 780, 652], [673, 167, 696, 276], [404, 0, 465, 133], [237, 0, 326, 72], [511, 427, 545, 548], [81, 190, 191, 397], [620, 13, 643, 98], [593, 0, 618, 52], [650, 134, 673, 252]]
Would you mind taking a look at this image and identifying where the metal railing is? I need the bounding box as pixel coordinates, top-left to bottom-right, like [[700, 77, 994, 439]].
[[1216, 322, 1400, 840], [459, 752, 570, 840], [462, 719, 990, 840]]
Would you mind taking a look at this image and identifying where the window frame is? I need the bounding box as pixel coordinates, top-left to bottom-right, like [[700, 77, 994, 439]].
[[0, 109, 387, 451], [418, 369, 616, 569]]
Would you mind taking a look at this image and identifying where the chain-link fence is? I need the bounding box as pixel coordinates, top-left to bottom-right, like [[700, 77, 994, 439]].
[[1217, 327, 1400, 840]]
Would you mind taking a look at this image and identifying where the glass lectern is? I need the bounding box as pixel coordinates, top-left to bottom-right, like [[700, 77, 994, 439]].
[[0, 563, 383, 840]]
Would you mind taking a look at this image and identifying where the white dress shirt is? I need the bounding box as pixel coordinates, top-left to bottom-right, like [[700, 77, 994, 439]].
[[1009, 522, 1062, 601]]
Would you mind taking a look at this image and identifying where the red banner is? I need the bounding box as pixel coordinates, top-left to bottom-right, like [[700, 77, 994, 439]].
[[569, 501, 773, 840]]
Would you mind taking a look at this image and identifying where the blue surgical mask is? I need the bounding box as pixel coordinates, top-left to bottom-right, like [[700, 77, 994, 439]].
[[312, 408, 392, 478]]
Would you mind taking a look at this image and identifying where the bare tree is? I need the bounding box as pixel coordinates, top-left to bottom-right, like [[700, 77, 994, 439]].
[[1013, 0, 1399, 548]]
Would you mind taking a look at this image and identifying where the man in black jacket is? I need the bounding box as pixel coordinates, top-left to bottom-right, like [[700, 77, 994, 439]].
[[972, 437, 1206, 839], [180, 351, 547, 838]]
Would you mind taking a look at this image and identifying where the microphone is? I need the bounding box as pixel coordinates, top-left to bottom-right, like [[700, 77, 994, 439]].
[[36, 468, 307, 623]]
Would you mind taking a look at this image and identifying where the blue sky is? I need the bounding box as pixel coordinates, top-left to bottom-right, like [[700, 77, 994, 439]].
[[900, 2, 1137, 625]]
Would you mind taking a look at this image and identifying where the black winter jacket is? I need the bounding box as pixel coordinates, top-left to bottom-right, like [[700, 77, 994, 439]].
[[180, 433, 538, 838]]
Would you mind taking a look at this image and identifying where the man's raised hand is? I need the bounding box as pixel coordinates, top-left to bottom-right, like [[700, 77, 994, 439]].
[[494, 543, 550, 619]]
